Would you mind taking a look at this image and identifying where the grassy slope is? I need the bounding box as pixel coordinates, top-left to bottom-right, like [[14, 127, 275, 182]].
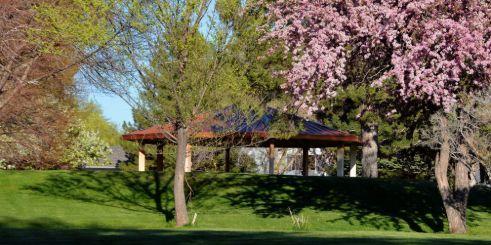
[[0, 171, 490, 244]]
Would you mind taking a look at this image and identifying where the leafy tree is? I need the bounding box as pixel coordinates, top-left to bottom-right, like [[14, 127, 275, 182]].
[[266, 0, 491, 233], [318, 84, 434, 178], [218, 0, 286, 102], [0, 0, 125, 169], [62, 121, 112, 168], [38, 0, 278, 226], [0, 0, 81, 169], [76, 101, 121, 146]]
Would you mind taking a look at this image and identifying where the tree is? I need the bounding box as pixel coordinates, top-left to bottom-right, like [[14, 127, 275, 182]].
[[423, 90, 491, 233], [0, 0, 78, 169], [40, 0, 272, 226], [0, 0, 122, 168], [0, 0, 48, 112], [318, 84, 434, 178], [76, 101, 121, 146], [265, 0, 397, 177], [62, 121, 112, 168], [61, 101, 121, 168], [266, 0, 491, 233]]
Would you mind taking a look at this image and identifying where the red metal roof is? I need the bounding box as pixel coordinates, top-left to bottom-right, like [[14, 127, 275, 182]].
[[122, 108, 360, 147]]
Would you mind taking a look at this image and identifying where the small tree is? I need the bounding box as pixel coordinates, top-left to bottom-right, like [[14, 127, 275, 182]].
[[266, 0, 491, 233], [62, 121, 112, 168], [38, 0, 273, 226]]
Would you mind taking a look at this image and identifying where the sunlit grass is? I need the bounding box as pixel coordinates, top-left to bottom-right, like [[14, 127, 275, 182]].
[[0, 170, 490, 244]]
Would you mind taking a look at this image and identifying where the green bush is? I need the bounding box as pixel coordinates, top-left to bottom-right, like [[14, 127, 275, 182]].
[[62, 122, 112, 168]]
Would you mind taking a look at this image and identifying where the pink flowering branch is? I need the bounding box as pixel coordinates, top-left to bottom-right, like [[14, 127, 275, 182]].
[[266, 0, 491, 113]]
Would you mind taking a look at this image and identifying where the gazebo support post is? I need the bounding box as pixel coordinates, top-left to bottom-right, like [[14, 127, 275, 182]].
[[268, 143, 275, 174], [225, 148, 231, 172], [185, 144, 192, 173], [138, 144, 146, 172], [302, 147, 309, 176], [156, 142, 164, 172], [336, 147, 345, 177], [349, 145, 357, 177]]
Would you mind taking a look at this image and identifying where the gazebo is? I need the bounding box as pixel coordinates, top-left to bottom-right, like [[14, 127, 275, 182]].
[[122, 108, 361, 177]]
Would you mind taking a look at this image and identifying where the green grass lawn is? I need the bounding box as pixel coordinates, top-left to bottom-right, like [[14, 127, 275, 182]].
[[0, 170, 490, 244]]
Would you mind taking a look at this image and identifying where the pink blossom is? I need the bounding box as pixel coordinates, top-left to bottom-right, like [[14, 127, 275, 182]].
[[266, 0, 491, 112]]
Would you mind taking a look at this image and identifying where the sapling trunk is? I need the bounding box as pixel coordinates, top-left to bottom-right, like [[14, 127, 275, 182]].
[[174, 127, 189, 226]]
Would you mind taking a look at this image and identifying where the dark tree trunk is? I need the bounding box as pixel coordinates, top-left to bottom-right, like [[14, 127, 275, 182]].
[[361, 124, 378, 178], [225, 148, 231, 172], [174, 127, 189, 227], [434, 118, 470, 234], [302, 147, 309, 176], [156, 142, 164, 172], [450, 160, 470, 233]]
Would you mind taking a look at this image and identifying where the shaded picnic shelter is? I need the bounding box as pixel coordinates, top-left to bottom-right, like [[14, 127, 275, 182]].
[[122, 108, 361, 177]]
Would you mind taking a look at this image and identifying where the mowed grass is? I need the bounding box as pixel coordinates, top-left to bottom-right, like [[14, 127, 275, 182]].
[[0, 170, 490, 244]]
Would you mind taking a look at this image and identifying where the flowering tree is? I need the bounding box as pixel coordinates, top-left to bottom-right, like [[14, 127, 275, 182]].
[[62, 121, 112, 168], [266, 0, 491, 233]]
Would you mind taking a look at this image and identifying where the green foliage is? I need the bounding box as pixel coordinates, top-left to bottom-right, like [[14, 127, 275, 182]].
[[378, 146, 435, 179], [62, 122, 112, 168], [224, 0, 287, 102], [193, 148, 257, 172], [102, 0, 273, 134], [322, 84, 410, 153], [32, 0, 115, 54], [76, 101, 121, 146], [320, 84, 433, 178], [124, 0, 288, 131], [268, 113, 305, 139]]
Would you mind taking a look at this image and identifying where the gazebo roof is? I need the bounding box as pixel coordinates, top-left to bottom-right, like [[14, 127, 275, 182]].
[[122, 108, 360, 148]]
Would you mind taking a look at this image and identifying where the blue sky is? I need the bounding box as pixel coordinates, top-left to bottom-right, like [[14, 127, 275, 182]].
[[85, 1, 220, 128], [89, 92, 133, 128]]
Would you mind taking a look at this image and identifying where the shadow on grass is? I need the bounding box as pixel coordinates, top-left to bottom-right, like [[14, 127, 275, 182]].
[[0, 217, 489, 245], [190, 174, 491, 233], [468, 185, 491, 212], [25, 172, 491, 233], [26, 171, 175, 222]]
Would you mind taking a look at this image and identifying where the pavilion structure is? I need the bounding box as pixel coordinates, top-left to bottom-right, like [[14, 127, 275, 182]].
[[122, 108, 361, 177]]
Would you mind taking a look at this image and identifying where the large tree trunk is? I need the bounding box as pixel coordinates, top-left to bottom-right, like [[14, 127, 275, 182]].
[[361, 124, 378, 178], [434, 119, 470, 234], [174, 127, 189, 227], [451, 160, 470, 233]]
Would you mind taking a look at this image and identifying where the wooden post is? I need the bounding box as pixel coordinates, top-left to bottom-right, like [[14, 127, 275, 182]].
[[225, 148, 231, 172], [138, 144, 146, 172], [349, 145, 357, 177], [184, 144, 192, 173], [268, 142, 275, 174], [470, 163, 481, 186], [336, 147, 345, 177], [156, 142, 164, 172], [302, 147, 309, 176]]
